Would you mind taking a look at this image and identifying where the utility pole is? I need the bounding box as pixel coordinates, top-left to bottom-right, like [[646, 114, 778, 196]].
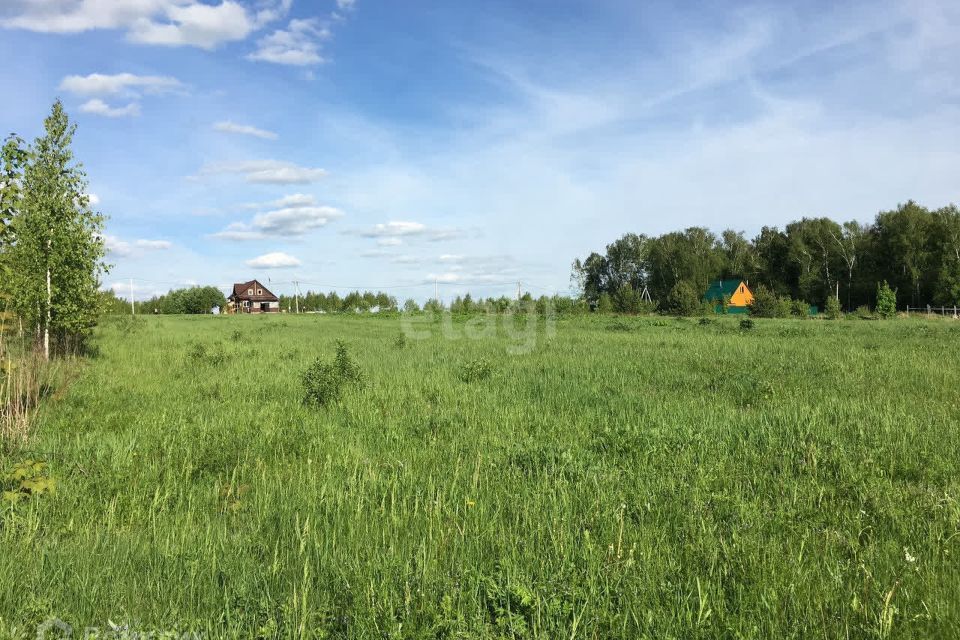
[[435, 279, 439, 305], [517, 280, 521, 301], [294, 280, 300, 314], [130, 278, 135, 316]]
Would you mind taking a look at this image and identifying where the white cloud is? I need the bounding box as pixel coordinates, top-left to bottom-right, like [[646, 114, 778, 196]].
[[253, 0, 293, 28], [86, 193, 101, 206], [3, 1, 167, 33], [213, 195, 343, 240], [62, 73, 182, 116], [105, 235, 173, 256], [247, 17, 328, 66], [253, 206, 343, 235], [213, 120, 278, 140], [211, 222, 264, 241], [246, 251, 301, 268], [129, 1, 253, 49], [3, 0, 290, 49], [79, 99, 141, 118], [336, 0, 356, 11], [195, 160, 327, 184], [354, 221, 464, 242], [59, 72, 182, 97], [360, 221, 427, 237]]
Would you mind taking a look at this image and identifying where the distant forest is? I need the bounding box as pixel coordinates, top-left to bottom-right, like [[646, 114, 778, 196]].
[[573, 200, 960, 311]]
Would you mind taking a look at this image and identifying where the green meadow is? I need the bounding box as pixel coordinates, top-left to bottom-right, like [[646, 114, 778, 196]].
[[2, 313, 960, 638]]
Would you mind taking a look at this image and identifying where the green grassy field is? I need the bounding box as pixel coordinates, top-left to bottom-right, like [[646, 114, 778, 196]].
[[2, 313, 959, 638]]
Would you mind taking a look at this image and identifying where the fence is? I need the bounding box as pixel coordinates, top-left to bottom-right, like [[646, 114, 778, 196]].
[[905, 305, 959, 317]]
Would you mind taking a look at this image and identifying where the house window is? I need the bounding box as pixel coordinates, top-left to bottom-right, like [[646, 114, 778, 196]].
[[257, 289, 263, 295], [247, 288, 253, 295]]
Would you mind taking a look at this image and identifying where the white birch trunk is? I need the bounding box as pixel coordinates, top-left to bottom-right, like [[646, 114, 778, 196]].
[[44, 238, 51, 361]]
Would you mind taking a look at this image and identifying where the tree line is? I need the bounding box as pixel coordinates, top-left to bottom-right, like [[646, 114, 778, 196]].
[[1, 101, 107, 358], [102, 287, 228, 315], [573, 201, 960, 314], [278, 290, 399, 313]]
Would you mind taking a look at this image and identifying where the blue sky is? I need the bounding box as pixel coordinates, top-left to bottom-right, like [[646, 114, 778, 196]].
[[1, 0, 958, 302]]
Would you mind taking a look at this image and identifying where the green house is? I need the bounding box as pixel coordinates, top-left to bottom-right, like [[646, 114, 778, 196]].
[[704, 279, 754, 314]]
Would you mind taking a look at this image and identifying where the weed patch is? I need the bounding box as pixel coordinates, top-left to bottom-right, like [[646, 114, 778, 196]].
[[459, 358, 493, 383], [2, 460, 55, 504], [302, 341, 363, 406]]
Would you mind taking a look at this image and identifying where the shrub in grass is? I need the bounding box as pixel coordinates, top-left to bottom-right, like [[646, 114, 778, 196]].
[[187, 342, 226, 366], [459, 358, 493, 383], [824, 296, 843, 319], [665, 281, 700, 317], [856, 305, 875, 320], [748, 285, 791, 318], [791, 299, 811, 318], [187, 343, 207, 362], [698, 317, 716, 326], [393, 332, 407, 349], [697, 300, 717, 317], [739, 318, 755, 330], [612, 283, 658, 314], [606, 320, 633, 332], [302, 341, 363, 406], [596, 292, 613, 314], [479, 573, 536, 636], [876, 281, 897, 318]]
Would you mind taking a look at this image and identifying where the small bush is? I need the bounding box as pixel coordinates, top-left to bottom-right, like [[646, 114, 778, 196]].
[[611, 283, 658, 314], [302, 341, 363, 406], [739, 318, 755, 331], [697, 300, 717, 317], [596, 292, 613, 314], [698, 317, 716, 326], [749, 285, 791, 318], [791, 299, 811, 318], [824, 296, 842, 320], [187, 342, 226, 366], [876, 281, 897, 318], [855, 305, 875, 320], [187, 343, 207, 362], [665, 282, 701, 317], [393, 333, 407, 349], [460, 358, 493, 383]]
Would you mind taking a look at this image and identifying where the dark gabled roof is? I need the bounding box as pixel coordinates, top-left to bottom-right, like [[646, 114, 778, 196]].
[[703, 279, 745, 302], [229, 280, 278, 302]]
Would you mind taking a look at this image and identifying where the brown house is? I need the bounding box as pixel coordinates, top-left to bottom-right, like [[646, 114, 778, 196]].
[[227, 280, 280, 314]]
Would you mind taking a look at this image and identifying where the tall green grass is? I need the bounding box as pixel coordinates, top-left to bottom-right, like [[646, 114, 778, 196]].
[[1, 313, 958, 638]]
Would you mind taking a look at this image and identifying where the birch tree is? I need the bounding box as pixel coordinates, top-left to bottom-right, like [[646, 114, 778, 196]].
[[7, 101, 107, 359]]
